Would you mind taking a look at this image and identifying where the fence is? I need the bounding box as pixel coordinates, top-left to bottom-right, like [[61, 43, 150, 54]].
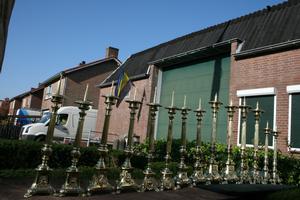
[[0, 115, 41, 140]]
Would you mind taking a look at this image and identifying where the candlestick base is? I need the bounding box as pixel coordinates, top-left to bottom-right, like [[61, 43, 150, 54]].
[[261, 170, 270, 184], [24, 168, 55, 198], [270, 174, 281, 185], [87, 146, 112, 195], [175, 148, 191, 189], [160, 168, 175, 191], [238, 165, 252, 184], [222, 159, 238, 184], [116, 169, 139, 193], [206, 158, 221, 184], [24, 144, 55, 198], [140, 168, 159, 192], [116, 149, 139, 194], [59, 169, 83, 197]]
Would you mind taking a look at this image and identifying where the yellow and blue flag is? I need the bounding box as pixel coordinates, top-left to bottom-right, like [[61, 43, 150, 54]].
[[114, 66, 133, 106]]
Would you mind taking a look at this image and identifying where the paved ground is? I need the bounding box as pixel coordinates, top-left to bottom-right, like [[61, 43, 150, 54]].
[[0, 178, 294, 200]]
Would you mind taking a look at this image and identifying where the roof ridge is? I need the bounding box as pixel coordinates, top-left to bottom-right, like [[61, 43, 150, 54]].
[[129, 0, 295, 58]]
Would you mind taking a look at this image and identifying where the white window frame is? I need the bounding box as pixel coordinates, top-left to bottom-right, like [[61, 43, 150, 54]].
[[236, 87, 276, 148], [45, 85, 52, 100], [287, 84, 300, 152]]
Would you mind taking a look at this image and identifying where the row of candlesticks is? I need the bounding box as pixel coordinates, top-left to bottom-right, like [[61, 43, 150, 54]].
[[24, 78, 281, 197]]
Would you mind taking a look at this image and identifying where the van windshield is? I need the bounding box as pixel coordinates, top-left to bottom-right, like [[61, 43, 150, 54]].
[[38, 112, 51, 123], [57, 114, 68, 125]]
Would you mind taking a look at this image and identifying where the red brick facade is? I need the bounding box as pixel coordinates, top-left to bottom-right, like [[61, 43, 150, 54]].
[[230, 42, 300, 153]]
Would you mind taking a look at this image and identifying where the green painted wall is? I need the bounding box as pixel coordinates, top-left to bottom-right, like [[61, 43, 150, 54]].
[[156, 55, 230, 143], [291, 93, 300, 148]]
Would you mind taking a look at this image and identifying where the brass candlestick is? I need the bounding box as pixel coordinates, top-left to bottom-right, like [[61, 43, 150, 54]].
[[206, 94, 222, 184], [251, 102, 264, 184], [175, 96, 191, 189], [24, 77, 63, 198], [262, 122, 271, 184], [160, 103, 177, 191], [116, 98, 142, 193], [270, 130, 281, 184], [238, 98, 252, 184], [59, 85, 92, 196], [87, 93, 118, 195], [191, 99, 206, 186], [140, 102, 161, 192], [223, 101, 238, 184]]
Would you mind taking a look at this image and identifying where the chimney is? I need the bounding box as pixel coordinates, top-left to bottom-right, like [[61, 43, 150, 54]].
[[105, 47, 119, 58]]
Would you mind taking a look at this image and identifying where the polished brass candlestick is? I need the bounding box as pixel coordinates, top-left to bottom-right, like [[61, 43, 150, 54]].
[[175, 102, 191, 189], [160, 105, 177, 191], [238, 98, 252, 184], [206, 94, 222, 184], [87, 94, 118, 195], [191, 104, 206, 186], [251, 102, 264, 184], [24, 79, 63, 198], [140, 102, 161, 192], [270, 130, 281, 184], [59, 96, 92, 196], [116, 99, 142, 193], [262, 122, 271, 184], [223, 101, 238, 184]]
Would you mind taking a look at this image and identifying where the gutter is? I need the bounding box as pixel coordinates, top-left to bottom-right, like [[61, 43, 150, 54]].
[[149, 38, 241, 65], [235, 39, 300, 59]]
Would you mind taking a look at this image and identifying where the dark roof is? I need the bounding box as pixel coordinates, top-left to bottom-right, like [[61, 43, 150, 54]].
[[101, 0, 300, 86], [40, 57, 121, 86]]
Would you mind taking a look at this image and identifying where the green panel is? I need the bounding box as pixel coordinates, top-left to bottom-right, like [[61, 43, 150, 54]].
[[157, 56, 230, 143], [239, 95, 274, 146], [291, 93, 300, 148]]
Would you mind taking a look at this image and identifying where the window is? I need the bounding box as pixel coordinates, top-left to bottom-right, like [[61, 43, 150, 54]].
[[287, 85, 300, 151], [57, 114, 68, 125], [45, 85, 52, 99], [237, 87, 276, 147]]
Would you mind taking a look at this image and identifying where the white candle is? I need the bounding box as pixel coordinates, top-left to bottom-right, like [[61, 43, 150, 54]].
[[183, 95, 186, 107], [243, 96, 246, 106], [171, 91, 174, 107], [214, 93, 218, 102], [83, 84, 89, 101], [56, 74, 62, 94], [153, 87, 157, 103], [133, 87, 137, 100], [256, 101, 259, 110], [110, 80, 114, 96], [198, 98, 202, 110], [230, 98, 233, 106]]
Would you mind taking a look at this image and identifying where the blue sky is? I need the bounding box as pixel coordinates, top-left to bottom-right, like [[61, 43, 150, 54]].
[[0, 0, 284, 100]]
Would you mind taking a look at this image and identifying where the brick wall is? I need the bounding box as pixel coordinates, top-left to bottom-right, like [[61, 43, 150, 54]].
[[96, 65, 158, 145], [64, 60, 117, 109], [230, 43, 300, 153]]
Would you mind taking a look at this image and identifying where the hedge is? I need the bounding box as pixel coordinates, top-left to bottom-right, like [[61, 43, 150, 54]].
[[0, 139, 299, 185]]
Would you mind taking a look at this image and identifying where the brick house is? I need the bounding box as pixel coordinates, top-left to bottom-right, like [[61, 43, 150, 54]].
[[97, 0, 300, 153], [40, 47, 121, 111], [0, 98, 9, 116], [8, 86, 43, 116]]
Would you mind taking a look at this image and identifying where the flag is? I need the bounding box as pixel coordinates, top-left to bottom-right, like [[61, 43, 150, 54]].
[[137, 88, 146, 121], [114, 66, 133, 107]]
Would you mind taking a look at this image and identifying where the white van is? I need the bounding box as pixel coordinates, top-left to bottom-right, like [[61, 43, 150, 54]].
[[20, 106, 98, 142]]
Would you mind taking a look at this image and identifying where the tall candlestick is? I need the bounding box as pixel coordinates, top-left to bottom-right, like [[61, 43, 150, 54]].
[[83, 84, 89, 102], [183, 95, 186, 107], [171, 91, 174, 107], [110, 80, 114, 96]]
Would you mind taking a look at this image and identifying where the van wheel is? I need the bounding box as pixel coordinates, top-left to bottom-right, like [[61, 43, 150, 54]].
[[35, 135, 45, 142]]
